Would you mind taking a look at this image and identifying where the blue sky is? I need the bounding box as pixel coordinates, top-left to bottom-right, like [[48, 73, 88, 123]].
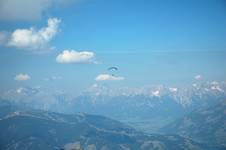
[[0, 0, 226, 95]]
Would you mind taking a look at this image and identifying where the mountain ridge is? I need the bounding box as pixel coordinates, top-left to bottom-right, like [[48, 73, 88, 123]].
[[0, 101, 220, 150], [160, 99, 226, 149]]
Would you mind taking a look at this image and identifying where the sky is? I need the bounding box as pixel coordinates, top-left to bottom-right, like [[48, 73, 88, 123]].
[[0, 0, 226, 96]]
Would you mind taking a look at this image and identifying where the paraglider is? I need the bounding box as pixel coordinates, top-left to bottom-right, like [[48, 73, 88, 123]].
[[108, 66, 118, 76]]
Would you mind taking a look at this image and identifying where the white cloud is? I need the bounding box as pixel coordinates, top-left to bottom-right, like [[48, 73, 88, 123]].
[[5, 18, 60, 52], [194, 75, 202, 80], [95, 74, 124, 81], [0, 0, 71, 21], [56, 50, 95, 63], [14, 73, 31, 81]]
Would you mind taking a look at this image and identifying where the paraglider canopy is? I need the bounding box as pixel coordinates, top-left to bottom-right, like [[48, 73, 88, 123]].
[[108, 67, 118, 71], [108, 67, 118, 76]]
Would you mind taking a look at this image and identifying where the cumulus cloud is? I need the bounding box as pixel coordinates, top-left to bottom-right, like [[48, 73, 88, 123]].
[[8, 18, 60, 52], [194, 75, 202, 80], [0, 18, 60, 53], [95, 74, 124, 81], [56, 50, 95, 63], [0, 0, 71, 21], [14, 73, 31, 81]]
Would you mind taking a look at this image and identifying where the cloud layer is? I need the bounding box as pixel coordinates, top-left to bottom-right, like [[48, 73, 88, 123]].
[[95, 74, 124, 81], [56, 50, 95, 63], [14, 73, 31, 81]]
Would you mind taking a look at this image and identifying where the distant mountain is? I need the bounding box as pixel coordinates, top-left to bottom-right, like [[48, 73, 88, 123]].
[[1, 81, 226, 133], [71, 95, 184, 119], [161, 100, 226, 149], [3, 81, 226, 113], [65, 82, 225, 132], [0, 102, 217, 150]]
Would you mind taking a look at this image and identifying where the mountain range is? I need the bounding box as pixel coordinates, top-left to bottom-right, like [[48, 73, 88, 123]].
[[0, 100, 217, 150], [0, 81, 226, 149], [1, 81, 226, 133]]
